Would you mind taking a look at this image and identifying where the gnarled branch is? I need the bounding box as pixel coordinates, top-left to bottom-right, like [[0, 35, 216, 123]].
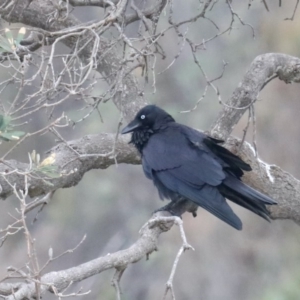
[[210, 53, 300, 140]]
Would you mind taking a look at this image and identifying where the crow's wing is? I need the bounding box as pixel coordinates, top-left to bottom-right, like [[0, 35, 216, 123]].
[[142, 124, 242, 229], [154, 170, 242, 230], [143, 125, 225, 186], [181, 125, 252, 177]]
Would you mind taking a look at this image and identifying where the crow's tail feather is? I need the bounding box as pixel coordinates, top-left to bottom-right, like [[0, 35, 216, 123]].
[[219, 176, 276, 221]]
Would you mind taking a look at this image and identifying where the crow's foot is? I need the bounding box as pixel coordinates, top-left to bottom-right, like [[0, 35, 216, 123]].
[[153, 203, 182, 218]]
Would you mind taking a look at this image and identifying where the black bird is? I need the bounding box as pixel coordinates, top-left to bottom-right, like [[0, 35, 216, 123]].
[[121, 105, 276, 230]]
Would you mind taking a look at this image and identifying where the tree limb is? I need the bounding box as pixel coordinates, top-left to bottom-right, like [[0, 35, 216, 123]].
[[210, 53, 300, 140], [65, 0, 118, 7], [124, 0, 168, 25], [0, 133, 140, 199], [0, 53, 298, 226], [227, 137, 300, 225], [3, 212, 174, 300], [0, 0, 147, 122]]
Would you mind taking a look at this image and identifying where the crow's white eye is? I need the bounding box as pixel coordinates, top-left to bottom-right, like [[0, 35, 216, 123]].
[[140, 114, 145, 120]]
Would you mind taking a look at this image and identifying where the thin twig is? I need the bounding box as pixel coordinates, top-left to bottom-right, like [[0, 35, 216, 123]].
[[111, 267, 126, 300]]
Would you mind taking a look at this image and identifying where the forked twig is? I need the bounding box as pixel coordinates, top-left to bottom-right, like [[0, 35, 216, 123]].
[[162, 217, 194, 300], [142, 216, 194, 300], [111, 267, 126, 300]]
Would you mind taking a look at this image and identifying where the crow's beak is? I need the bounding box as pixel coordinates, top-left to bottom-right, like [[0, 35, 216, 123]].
[[121, 119, 141, 134]]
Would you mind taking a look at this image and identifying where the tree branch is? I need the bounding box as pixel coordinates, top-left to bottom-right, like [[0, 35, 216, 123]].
[[227, 137, 300, 225], [66, 0, 118, 7], [3, 212, 174, 300], [0, 0, 147, 122], [0, 133, 140, 199], [210, 53, 300, 140], [124, 0, 167, 25], [0, 53, 298, 226]]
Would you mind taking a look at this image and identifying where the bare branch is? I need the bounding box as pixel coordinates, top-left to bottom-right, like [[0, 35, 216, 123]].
[[161, 217, 194, 300], [124, 0, 167, 25], [227, 137, 300, 225], [0, 0, 147, 121], [210, 53, 300, 140], [111, 267, 126, 300], [0, 133, 140, 199], [3, 211, 173, 300], [285, 0, 299, 20], [66, 0, 118, 7]]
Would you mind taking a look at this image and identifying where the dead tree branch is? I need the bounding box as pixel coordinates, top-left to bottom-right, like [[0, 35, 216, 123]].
[[0, 133, 140, 199], [0, 0, 147, 122], [210, 53, 300, 140], [2, 212, 173, 300]]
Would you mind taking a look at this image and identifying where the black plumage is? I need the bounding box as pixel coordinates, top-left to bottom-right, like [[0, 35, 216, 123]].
[[121, 105, 276, 230]]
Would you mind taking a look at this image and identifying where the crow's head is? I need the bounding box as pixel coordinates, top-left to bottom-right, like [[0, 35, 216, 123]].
[[121, 105, 175, 134]]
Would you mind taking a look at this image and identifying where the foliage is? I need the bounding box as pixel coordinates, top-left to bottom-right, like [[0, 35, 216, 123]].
[[0, 115, 25, 141], [0, 27, 26, 53]]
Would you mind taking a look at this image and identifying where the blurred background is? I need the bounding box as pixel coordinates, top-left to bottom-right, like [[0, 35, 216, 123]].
[[0, 1, 300, 299]]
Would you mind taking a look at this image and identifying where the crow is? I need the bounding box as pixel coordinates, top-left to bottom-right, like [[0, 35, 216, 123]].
[[121, 105, 277, 230]]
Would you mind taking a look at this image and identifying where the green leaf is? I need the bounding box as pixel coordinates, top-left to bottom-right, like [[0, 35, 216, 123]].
[[38, 165, 60, 178], [0, 28, 26, 53], [4, 28, 14, 48], [0, 115, 3, 130], [30, 150, 36, 163], [0, 131, 25, 141], [0, 35, 13, 52], [0, 115, 25, 142], [15, 27, 26, 46], [0, 115, 11, 131], [36, 153, 40, 165]]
